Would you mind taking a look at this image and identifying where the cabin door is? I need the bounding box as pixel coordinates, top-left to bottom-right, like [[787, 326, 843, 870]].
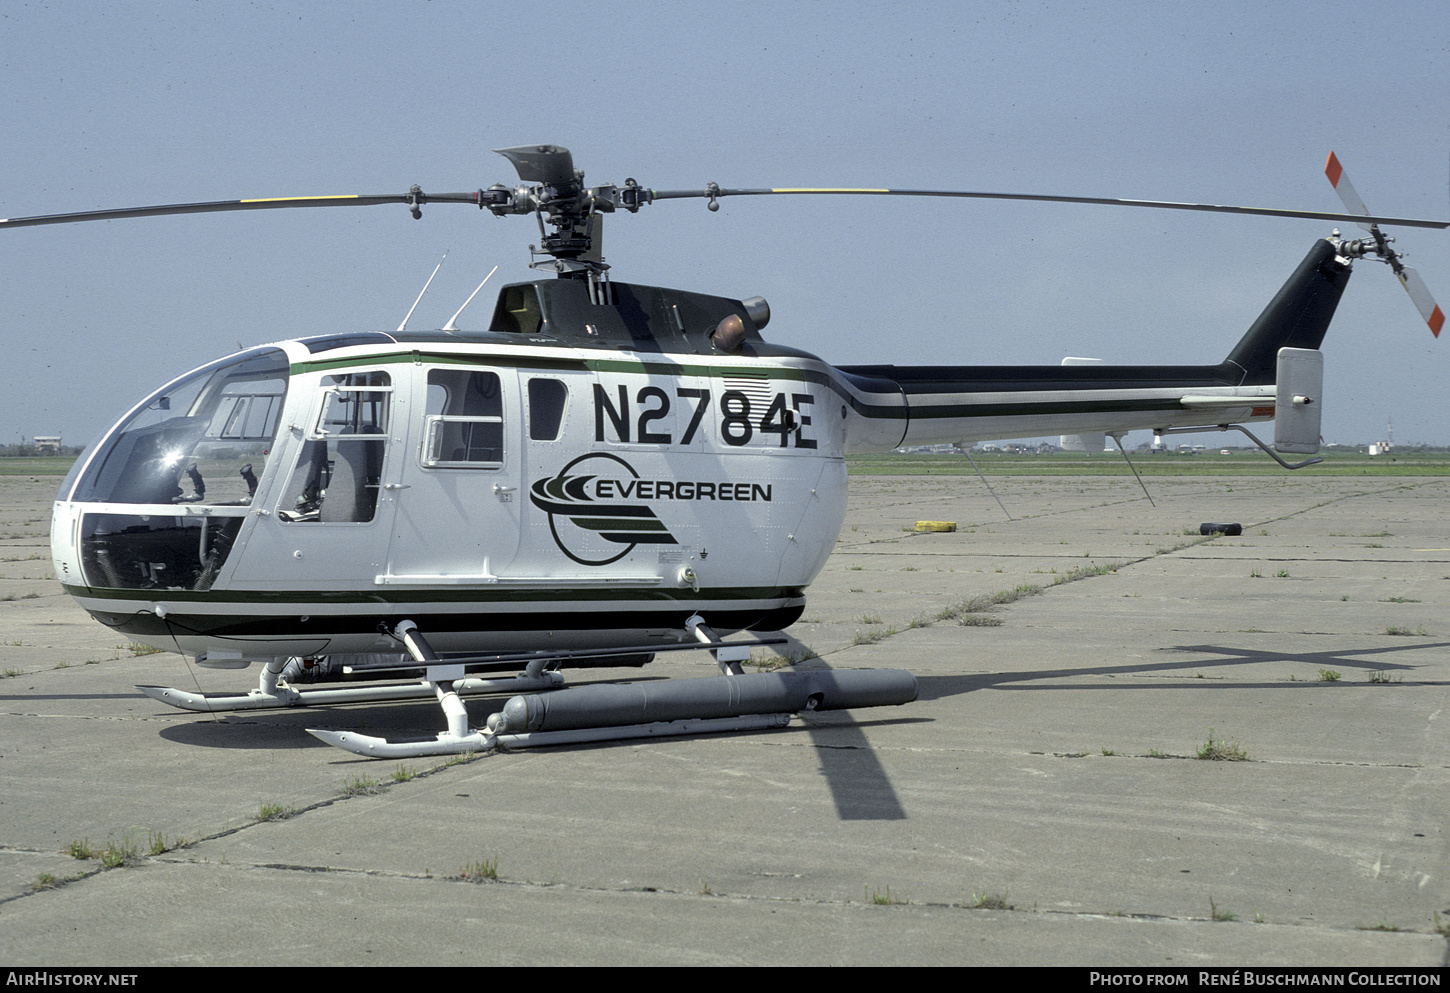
[[382, 366, 523, 585], [231, 369, 403, 589]]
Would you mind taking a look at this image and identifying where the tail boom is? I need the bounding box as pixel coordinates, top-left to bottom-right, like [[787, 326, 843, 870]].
[[837, 239, 1349, 451]]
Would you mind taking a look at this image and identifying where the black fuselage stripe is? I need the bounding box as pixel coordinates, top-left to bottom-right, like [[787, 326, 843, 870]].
[[88, 603, 804, 639]]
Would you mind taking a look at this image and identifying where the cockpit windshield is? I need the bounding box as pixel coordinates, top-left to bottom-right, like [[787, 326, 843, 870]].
[[62, 348, 290, 507]]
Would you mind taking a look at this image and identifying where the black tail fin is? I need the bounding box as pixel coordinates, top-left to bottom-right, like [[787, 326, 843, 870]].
[[1218, 239, 1352, 386]]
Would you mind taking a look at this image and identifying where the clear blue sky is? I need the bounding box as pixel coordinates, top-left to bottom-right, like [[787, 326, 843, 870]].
[[2, 0, 1446, 448]]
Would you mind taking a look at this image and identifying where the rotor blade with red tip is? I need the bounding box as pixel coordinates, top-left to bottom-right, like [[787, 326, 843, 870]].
[[1324, 152, 1374, 232], [1397, 265, 1445, 337]]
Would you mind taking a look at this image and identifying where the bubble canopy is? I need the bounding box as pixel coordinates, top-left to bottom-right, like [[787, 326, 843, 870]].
[[58, 347, 290, 592], [61, 347, 290, 507]]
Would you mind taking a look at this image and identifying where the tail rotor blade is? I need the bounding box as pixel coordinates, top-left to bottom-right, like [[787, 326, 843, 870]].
[[1324, 151, 1374, 232], [1396, 264, 1445, 337]]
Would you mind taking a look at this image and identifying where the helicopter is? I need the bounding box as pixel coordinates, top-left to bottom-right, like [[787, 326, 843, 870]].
[[5, 145, 1444, 759]]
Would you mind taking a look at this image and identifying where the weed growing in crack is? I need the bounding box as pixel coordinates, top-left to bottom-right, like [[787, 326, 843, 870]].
[[258, 801, 294, 822], [458, 857, 498, 882], [342, 774, 383, 797], [1197, 729, 1249, 761], [971, 889, 1013, 910], [1210, 896, 1237, 922]]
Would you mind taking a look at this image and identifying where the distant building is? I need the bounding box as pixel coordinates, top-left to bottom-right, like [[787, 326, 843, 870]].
[[33, 436, 61, 453]]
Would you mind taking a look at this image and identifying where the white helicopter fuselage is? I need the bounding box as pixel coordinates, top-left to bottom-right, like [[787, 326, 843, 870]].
[[52, 337, 852, 660]]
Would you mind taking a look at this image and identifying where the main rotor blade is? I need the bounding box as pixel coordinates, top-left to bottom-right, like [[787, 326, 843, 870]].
[[647, 185, 1450, 230], [0, 191, 483, 229]]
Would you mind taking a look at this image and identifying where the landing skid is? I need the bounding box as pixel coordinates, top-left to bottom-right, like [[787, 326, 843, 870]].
[[308, 713, 793, 759], [140, 617, 916, 759]]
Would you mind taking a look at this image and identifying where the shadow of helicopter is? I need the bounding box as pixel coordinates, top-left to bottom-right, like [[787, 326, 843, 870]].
[[154, 636, 1445, 820], [914, 640, 1448, 701]]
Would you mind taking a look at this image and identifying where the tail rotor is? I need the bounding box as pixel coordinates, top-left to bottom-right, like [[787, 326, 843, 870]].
[[1325, 151, 1444, 337]]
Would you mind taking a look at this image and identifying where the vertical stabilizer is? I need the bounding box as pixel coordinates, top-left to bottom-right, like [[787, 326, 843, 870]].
[[1274, 347, 1324, 454], [1219, 239, 1352, 385]]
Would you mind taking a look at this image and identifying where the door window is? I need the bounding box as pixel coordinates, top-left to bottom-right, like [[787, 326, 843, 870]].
[[421, 369, 504, 468], [280, 371, 391, 523]]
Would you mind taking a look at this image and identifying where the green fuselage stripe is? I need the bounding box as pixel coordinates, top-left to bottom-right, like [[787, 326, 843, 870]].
[[288, 347, 1231, 424]]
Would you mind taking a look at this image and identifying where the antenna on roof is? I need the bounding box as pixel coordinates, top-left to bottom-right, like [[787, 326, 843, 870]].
[[397, 252, 448, 332], [443, 266, 499, 332]]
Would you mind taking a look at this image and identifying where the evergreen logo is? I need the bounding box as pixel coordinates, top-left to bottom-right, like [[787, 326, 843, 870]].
[[530, 453, 678, 565]]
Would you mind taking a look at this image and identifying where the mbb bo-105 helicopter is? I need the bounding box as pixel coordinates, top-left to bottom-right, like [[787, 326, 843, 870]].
[[5, 145, 1444, 759]]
